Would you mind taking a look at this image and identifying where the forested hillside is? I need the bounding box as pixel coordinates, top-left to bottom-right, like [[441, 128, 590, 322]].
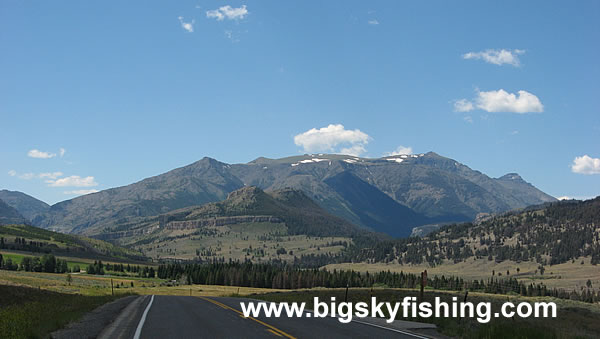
[[345, 197, 600, 266]]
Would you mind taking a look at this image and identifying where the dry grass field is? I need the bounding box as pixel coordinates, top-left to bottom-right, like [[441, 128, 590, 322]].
[[136, 222, 351, 262], [0, 269, 281, 297], [324, 256, 600, 291]]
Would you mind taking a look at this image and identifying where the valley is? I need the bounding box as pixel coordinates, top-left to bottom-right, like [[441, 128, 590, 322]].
[[0, 154, 597, 338], [135, 221, 351, 263]]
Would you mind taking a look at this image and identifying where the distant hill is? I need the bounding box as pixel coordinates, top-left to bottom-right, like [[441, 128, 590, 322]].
[[0, 199, 28, 225], [348, 196, 600, 266], [36, 157, 243, 234], [97, 186, 367, 241], [0, 190, 49, 222], [31, 152, 555, 237], [323, 171, 433, 237], [0, 224, 147, 262], [92, 187, 372, 263]]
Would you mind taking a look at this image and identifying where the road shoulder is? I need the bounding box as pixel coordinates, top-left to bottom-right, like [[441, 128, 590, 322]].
[[50, 295, 140, 339]]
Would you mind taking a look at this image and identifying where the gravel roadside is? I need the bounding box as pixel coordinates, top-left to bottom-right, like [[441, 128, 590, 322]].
[[50, 295, 139, 339]]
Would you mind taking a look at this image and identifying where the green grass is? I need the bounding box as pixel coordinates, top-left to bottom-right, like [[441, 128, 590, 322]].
[[1, 250, 158, 275], [251, 288, 600, 338], [0, 224, 77, 245], [0, 284, 126, 339], [0, 224, 146, 262], [132, 221, 350, 262], [0, 251, 89, 271]]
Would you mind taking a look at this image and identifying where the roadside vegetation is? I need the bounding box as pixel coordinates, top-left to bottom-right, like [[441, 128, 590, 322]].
[[0, 284, 124, 339], [0, 224, 146, 262], [1, 262, 599, 338]]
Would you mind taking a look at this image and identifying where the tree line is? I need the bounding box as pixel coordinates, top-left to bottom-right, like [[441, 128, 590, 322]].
[[156, 261, 599, 303], [340, 197, 600, 267], [86, 260, 155, 278], [0, 253, 72, 273]]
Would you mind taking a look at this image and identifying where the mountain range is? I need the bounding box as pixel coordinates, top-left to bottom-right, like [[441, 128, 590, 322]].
[[0, 199, 28, 225], [94, 186, 369, 258], [2, 152, 555, 238]]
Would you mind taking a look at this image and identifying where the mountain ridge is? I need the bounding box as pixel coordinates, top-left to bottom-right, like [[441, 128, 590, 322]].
[[0, 190, 49, 222], [16, 152, 555, 237], [0, 199, 29, 225]]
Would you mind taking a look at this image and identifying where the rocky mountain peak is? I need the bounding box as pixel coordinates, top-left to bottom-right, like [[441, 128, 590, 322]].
[[498, 173, 525, 181]]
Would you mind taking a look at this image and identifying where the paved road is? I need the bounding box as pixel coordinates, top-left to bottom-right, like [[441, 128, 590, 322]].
[[112, 295, 433, 339]]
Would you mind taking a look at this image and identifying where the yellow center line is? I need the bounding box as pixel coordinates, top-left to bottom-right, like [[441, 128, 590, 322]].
[[197, 296, 297, 339], [267, 329, 284, 337]]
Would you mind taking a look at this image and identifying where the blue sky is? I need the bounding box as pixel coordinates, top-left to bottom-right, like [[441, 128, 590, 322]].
[[1, 0, 599, 205]]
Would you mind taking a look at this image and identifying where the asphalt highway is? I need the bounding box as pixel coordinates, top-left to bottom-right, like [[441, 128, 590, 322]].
[[117, 295, 432, 339]]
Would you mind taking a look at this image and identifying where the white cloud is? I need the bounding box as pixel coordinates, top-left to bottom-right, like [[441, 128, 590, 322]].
[[477, 89, 543, 113], [46, 175, 98, 187], [368, 20, 379, 25], [19, 173, 35, 180], [10, 170, 64, 180], [28, 149, 56, 159], [59, 148, 66, 157], [178, 16, 195, 32], [384, 146, 413, 156], [463, 49, 525, 66], [206, 5, 248, 21], [63, 189, 99, 195], [224, 30, 241, 43], [463, 116, 473, 124], [340, 145, 367, 157], [38, 172, 64, 180], [571, 155, 600, 175], [294, 124, 371, 156], [454, 99, 474, 112], [455, 89, 543, 114]]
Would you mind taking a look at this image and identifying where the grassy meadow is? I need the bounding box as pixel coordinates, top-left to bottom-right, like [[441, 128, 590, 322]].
[[1, 265, 599, 338], [324, 256, 600, 291], [132, 222, 351, 262], [0, 269, 283, 338], [0, 284, 123, 339]]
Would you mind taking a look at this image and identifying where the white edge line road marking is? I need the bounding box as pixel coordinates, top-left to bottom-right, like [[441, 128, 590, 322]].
[[350, 319, 431, 339], [297, 307, 431, 339], [133, 295, 155, 339], [300, 309, 431, 339]]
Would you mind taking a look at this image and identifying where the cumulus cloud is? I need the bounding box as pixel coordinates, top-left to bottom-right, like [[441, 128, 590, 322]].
[[38, 172, 64, 180], [19, 173, 35, 180], [454, 99, 474, 112], [10, 170, 64, 180], [294, 124, 371, 156], [455, 89, 543, 114], [59, 148, 66, 157], [340, 145, 368, 157], [63, 189, 99, 195], [463, 49, 525, 66], [463, 116, 473, 124], [178, 16, 194, 32], [28, 149, 56, 159], [46, 175, 98, 187], [571, 155, 600, 175], [384, 146, 413, 156], [368, 20, 379, 25], [206, 5, 248, 21]]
